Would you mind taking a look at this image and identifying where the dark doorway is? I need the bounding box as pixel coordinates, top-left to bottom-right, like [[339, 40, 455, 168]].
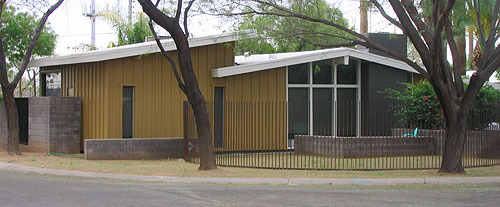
[[214, 87, 224, 148], [122, 86, 134, 138], [15, 98, 29, 144]]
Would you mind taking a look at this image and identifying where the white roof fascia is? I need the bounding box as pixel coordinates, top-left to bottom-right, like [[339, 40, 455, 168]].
[[29, 30, 256, 68], [212, 48, 417, 78]]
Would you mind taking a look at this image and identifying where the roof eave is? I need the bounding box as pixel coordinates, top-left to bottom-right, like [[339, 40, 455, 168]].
[[29, 30, 256, 68], [212, 48, 417, 78]]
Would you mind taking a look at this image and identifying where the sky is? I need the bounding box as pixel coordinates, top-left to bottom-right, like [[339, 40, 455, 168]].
[[46, 0, 400, 56]]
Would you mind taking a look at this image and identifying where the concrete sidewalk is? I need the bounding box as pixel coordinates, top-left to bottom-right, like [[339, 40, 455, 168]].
[[1, 162, 500, 185]]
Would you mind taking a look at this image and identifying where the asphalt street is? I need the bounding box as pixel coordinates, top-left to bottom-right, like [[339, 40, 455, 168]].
[[1, 169, 500, 207]]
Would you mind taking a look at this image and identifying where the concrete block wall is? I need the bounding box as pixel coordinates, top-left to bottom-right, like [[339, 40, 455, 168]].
[[27, 98, 50, 152], [294, 135, 437, 158], [48, 97, 81, 153], [84, 138, 184, 160], [0, 97, 81, 153]]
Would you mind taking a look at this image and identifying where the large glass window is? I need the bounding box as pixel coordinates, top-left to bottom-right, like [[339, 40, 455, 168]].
[[337, 89, 357, 136], [287, 58, 360, 142], [337, 60, 357, 84], [288, 63, 309, 84], [288, 88, 310, 138], [313, 88, 333, 135], [312, 59, 333, 84]]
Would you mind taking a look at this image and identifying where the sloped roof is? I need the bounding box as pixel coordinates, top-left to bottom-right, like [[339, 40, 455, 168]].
[[29, 30, 255, 68], [212, 47, 417, 78]]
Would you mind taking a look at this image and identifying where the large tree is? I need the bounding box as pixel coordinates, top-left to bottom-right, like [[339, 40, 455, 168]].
[[234, 0, 352, 54], [1, 6, 57, 97], [0, 0, 64, 154], [138, 0, 217, 170], [213, 0, 500, 173]]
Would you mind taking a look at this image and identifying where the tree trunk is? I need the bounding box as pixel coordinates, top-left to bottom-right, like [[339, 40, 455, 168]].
[[191, 99, 217, 170], [1, 87, 20, 155], [137, 0, 217, 171], [439, 113, 467, 173], [172, 32, 217, 171]]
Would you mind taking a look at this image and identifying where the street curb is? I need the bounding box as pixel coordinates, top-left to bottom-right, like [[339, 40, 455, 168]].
[[1, 162, 500, 185]]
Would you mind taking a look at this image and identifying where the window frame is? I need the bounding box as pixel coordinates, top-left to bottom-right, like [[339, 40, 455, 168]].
[[286, 58, 361, 148]]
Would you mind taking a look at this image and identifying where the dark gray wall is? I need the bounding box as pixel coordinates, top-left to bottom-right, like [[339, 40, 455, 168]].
[[361, 62, 412, 135], [367, 33, 407, 58]]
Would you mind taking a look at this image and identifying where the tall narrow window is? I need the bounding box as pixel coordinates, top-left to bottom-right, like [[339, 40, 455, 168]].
[[337, 88, 357, 136], [214, 87, 224, 148], [288, 88, 309, 147], [122, 86, 134, 138], [313, 88, 333, 136]]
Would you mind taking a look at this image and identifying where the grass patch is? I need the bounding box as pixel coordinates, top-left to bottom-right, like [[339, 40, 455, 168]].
[[1, 153, 500, 179]]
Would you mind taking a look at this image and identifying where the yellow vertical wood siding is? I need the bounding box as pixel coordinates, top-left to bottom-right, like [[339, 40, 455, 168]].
[[219, 67, 287, 151], [41, 42, 288, 151]]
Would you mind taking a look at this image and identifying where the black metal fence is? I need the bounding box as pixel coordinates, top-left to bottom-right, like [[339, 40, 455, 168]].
[[183, 101, 500, 170]]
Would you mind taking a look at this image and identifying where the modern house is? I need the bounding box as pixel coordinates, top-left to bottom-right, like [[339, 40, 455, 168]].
[[28, 31, 417, 152]]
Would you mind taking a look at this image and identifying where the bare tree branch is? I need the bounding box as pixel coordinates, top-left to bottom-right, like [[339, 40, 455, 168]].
[[184, 0, 195, 38], [295, 37, 361, 48], [388, 0, 432, 70], [400, 0, 433, 46], [485, 0, 500, 56], [10, 0, 64, 89], [175, 0, 183, 21], [443, 18, 464, 96], [369, 0, 403, 30], [240, 0, 429, 77], [474, 0, 486, 49], [149, 0, 186, 94]]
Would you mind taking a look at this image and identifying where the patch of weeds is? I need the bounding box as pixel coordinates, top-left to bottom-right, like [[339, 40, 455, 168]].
[[44, 153, 83, 159], [31, 157, 36, 162]]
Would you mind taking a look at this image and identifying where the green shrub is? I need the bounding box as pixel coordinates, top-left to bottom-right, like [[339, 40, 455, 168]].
[[385, 80, 500, 130]]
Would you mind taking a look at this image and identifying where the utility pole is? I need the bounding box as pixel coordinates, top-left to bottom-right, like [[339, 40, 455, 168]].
[[128, 0, 132, 24], [360, 0, 368, 34], [83, 0, 97, 47]]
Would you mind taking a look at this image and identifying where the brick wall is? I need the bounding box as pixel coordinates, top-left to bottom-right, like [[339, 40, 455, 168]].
[[84, 138, 184, 160]]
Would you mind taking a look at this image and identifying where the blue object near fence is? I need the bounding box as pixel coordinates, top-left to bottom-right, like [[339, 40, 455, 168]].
[[403, 128, 418, 137]]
